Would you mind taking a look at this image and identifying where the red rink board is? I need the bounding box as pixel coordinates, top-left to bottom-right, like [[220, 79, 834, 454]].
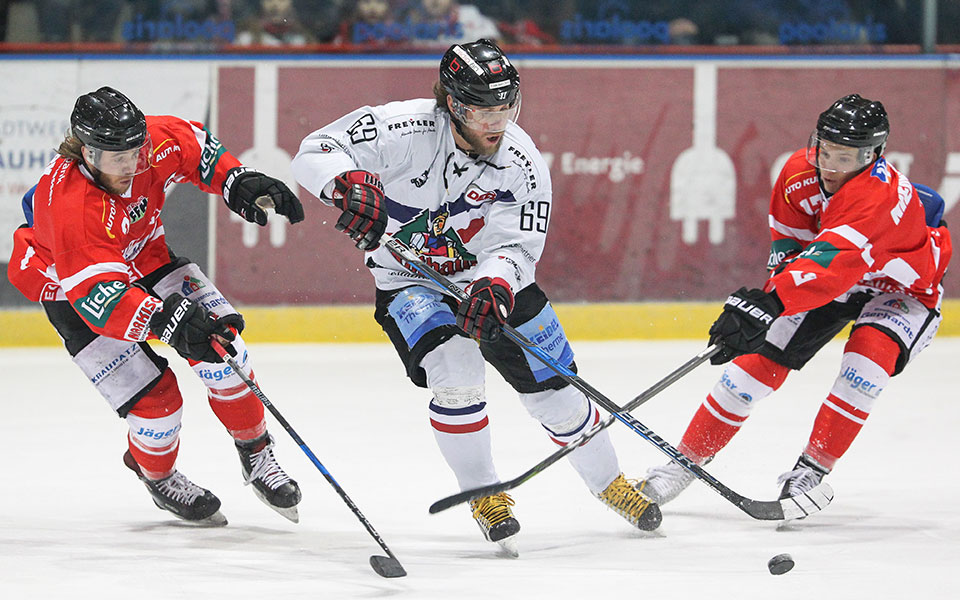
[[214, 61, 959, 304]]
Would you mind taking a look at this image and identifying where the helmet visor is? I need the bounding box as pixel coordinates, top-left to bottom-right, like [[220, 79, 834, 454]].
[[806, 132, 875, 174], [454, 93, 521, 133], [86, 135, 153, 177]]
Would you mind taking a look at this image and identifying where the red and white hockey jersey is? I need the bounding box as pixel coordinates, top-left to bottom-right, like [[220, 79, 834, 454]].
[[6, 115, 241, 341], [765, 149, 951, 315]]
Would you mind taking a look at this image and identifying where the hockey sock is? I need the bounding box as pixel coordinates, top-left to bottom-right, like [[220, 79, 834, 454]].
[[126, 368, 184, 480], [207, 375, 267, 442], [804, 326, 898, 469], [521, 386, 619, 494], [679, 354, 790, 461], [429, 395, 499, 491]]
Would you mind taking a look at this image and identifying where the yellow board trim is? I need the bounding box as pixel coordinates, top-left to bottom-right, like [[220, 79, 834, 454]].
[[3, 300, 959, 346]]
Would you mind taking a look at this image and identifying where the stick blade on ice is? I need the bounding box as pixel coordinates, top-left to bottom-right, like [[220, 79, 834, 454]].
[[370, 555, 407, 578]]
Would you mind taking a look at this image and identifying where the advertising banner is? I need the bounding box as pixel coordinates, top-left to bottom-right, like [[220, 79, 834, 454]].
[[213, 59, 960, 304]]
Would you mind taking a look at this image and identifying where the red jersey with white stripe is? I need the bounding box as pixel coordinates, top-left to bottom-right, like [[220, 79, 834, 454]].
[[765, 149, 951, 314], [7, 115, 241, 341]]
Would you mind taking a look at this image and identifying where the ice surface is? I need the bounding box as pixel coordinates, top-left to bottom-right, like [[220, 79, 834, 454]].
[[2, 339, 958, 598]]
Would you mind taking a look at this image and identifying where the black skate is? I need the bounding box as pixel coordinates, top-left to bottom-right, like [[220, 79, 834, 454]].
[[123, 450, 227, 527], [236, 434, 301, 523], [470, 492, 521, 557], [777, 454, 830, 523]]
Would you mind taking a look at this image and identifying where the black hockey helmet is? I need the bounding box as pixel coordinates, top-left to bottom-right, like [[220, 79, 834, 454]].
[[816, 93, 889, 152], [439, 39, 520, 108], [807, 94, 889, 173], [71, 86, 147, 151]]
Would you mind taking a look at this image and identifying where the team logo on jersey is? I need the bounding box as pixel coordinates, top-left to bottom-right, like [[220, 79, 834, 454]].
[[870, 157, 890, 183], [768, 239, 803, 270], [393, 208, 479, 275], [127, 196, 149, 224], [74, 280, 128, 328], [181, 275, 206, 296]]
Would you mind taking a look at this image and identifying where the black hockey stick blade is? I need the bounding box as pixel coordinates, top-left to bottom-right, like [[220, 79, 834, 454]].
[[369, 555, 407, 578], [430, 481, 520, 514]]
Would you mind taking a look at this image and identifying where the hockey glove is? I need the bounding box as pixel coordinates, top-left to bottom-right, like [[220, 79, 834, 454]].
[[331, 170, 388, 250], [223, 167, 304, 226], [708, 287, 783, 365], [456, 277, 515, 342], [149, 293, 244, 363]]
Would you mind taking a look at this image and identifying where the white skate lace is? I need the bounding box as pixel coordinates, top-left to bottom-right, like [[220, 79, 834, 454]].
[[244, 443, 293, 490], [777, 467, 821, 497], [156, 472, 206, 505]]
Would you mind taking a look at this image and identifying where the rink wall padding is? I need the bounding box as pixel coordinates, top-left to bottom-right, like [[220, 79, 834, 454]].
[[3, 300, 960, 346]]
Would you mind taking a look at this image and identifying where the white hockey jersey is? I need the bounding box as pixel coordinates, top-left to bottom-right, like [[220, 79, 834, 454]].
[[291, 98, 552, 294]]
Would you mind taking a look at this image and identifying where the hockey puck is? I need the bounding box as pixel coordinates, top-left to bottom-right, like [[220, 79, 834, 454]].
[[767, 553, 795, 575]]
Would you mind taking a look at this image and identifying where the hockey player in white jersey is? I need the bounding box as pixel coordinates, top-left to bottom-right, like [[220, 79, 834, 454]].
[[292, 39, 661, 555]]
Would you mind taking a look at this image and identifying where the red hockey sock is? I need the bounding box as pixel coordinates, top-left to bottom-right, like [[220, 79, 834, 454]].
[[804, 395, 868, 469], [678, 354, 790, 461], [804, 326, 899, 470], [207, 373, 266, 442], [127, 369, 183, 480]]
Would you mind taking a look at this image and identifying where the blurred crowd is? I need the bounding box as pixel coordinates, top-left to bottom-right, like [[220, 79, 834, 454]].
[[2, 0, 959, 48]]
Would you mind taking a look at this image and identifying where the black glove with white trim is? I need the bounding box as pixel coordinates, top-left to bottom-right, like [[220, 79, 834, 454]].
[[223, 167, 304, 226], [149, 293, 243, 363], [708, 287, 783, 365], [456, 277, 515, 342]]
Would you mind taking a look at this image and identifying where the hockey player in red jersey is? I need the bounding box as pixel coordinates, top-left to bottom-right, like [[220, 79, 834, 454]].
[[639, 94, 952, 513], [7, 87, 306, 526]]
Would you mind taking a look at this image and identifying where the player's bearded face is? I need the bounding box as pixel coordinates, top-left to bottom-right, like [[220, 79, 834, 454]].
[[448, 96, 519, 155]]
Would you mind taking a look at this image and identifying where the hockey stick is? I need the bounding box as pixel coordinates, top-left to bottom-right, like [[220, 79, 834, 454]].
[[211, 340, 406, 579], [381, 233, 834, 521]]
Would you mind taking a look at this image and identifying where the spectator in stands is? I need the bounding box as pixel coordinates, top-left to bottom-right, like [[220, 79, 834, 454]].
[[333, 0, 398, 46], [35, 0, 127, 42], [403, 0, 501, 46], [234, 0, 313, 45]]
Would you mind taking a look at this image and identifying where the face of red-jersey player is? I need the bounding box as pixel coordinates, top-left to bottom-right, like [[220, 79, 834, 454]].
[[814, 141, 876, 195], [447, 95, 519, 156], [81, 142, 151, 195]]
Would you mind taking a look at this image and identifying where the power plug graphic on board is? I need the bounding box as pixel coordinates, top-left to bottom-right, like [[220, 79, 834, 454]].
[[233, 63, 299, 249]]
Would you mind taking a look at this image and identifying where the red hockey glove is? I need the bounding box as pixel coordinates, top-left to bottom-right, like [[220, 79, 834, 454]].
[[331, 170, 387, 250], [708, 287, 783, 365], [456, 277, 515, 342]]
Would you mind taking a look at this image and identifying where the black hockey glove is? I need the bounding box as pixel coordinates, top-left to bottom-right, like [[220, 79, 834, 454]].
[[149, 293, 244, 363], [223, 167, 304, 226], [331, 170, 388, 250], [708, 287, 783, 365], [456, 277, 515, 342]]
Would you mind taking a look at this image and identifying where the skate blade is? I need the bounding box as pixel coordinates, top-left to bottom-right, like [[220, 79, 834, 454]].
[[252, 488, 300, 523], [495, 535, 519, 558], [152, 499, 228, 527]]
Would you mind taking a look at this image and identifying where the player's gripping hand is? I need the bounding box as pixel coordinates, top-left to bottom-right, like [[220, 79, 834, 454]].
[[331, 170, 388, 250], [456, 277, 515, 342], [223, 167, 304, 226], [149, 293, 245, 363], [708, 287, 783, 365]]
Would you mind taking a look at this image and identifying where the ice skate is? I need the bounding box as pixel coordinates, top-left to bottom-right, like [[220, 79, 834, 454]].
[[470, 492, 520, 557], [777, 454, 830, 524], [236, 434, 301, 523], [597, 473, 662, 531], [123, 450, 227, 527], [639, 456, 711, 505]]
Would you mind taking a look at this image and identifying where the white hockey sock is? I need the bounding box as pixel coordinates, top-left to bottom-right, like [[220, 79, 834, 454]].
[[430, 398, 499, 491]]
